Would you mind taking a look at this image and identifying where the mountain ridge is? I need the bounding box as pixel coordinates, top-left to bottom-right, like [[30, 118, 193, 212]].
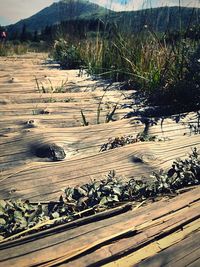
[[8, 0, 113, 34], [7, 1, 200, 35]]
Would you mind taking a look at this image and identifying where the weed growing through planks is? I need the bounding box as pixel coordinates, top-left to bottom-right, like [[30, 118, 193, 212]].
[[0, 148, 199, 241], [33, 77, 72, 114], [100, 135, 136, 151], [80, 103, 118, 126], [35, 77, 69, 94], [43, 98, 57, 103], [80, 90, 120, 126], [99, 132, 167, 152], [32, 109, 49, 115], [43, 97, 74, 103], [80, 109, 89, 126]]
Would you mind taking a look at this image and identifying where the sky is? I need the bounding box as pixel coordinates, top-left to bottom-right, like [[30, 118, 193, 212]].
[[0, 0, 200, 26]]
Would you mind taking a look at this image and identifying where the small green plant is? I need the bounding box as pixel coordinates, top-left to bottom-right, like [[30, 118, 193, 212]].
[[80, 109, 89, 126], [35, 77, 46, 93], [43, 97, 74, 103], [100, 117, 160, 152], [100, 135, 136, 152], [80, 102, 118, 126], [105, 103, 118, 123], [63, 97, 74, 103], [52, 39, 84, 69], [32, 109, 49, 115], [43, 98, 57, 103], [35, 77, 68, 94], [136, 132, 157, 142], [80, 91, 119, 126], [100, 132, 160, 152]]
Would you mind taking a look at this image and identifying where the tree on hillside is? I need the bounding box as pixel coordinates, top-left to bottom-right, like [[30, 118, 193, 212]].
[[0, 25, 4, 32], [33, 30, 39, 42], [41, 26, 53, 41], [20, 24, 32, 42]]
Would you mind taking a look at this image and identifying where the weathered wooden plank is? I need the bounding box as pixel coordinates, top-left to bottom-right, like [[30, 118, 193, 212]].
[[0, 187, 199, 267], [1, 134, 199, 201], [60, 205, 200, 267], [0, 91, 132, 104], [0, 53, 200, 267], [135, 230, 200, 267], [106, 226, 200, 267]]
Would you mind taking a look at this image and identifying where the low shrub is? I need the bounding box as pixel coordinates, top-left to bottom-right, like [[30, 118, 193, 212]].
[[52, 39, 84, 69], [146, 42, 200, 110], [50, 25, 200, 111], [0, 42, 28, 56]]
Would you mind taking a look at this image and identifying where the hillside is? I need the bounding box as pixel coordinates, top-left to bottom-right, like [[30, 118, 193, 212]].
[[8, 2, 200, 38], [112, 6, 200, 32], [8, 0, 112, 33]]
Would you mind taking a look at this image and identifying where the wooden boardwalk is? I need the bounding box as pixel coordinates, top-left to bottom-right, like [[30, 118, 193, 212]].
[[0, 53, 199, 266]]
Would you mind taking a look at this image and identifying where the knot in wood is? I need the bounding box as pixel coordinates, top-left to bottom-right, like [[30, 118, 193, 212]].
[[35, 143, 66, 161]]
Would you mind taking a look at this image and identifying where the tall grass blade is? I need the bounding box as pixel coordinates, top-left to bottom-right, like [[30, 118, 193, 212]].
[[97, 91, 107, 124], [80, 109, 89, 126], [106, 103, 118, 123]]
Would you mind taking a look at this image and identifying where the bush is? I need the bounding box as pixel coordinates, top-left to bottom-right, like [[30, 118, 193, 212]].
[[147, 43, 200, 111], [52, 39, 84, 69], [0, 42, 28, 56], [51, 29, 200, 112]]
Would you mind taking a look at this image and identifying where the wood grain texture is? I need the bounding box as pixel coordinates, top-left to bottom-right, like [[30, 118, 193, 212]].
[[0, 53, 200, 266]]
